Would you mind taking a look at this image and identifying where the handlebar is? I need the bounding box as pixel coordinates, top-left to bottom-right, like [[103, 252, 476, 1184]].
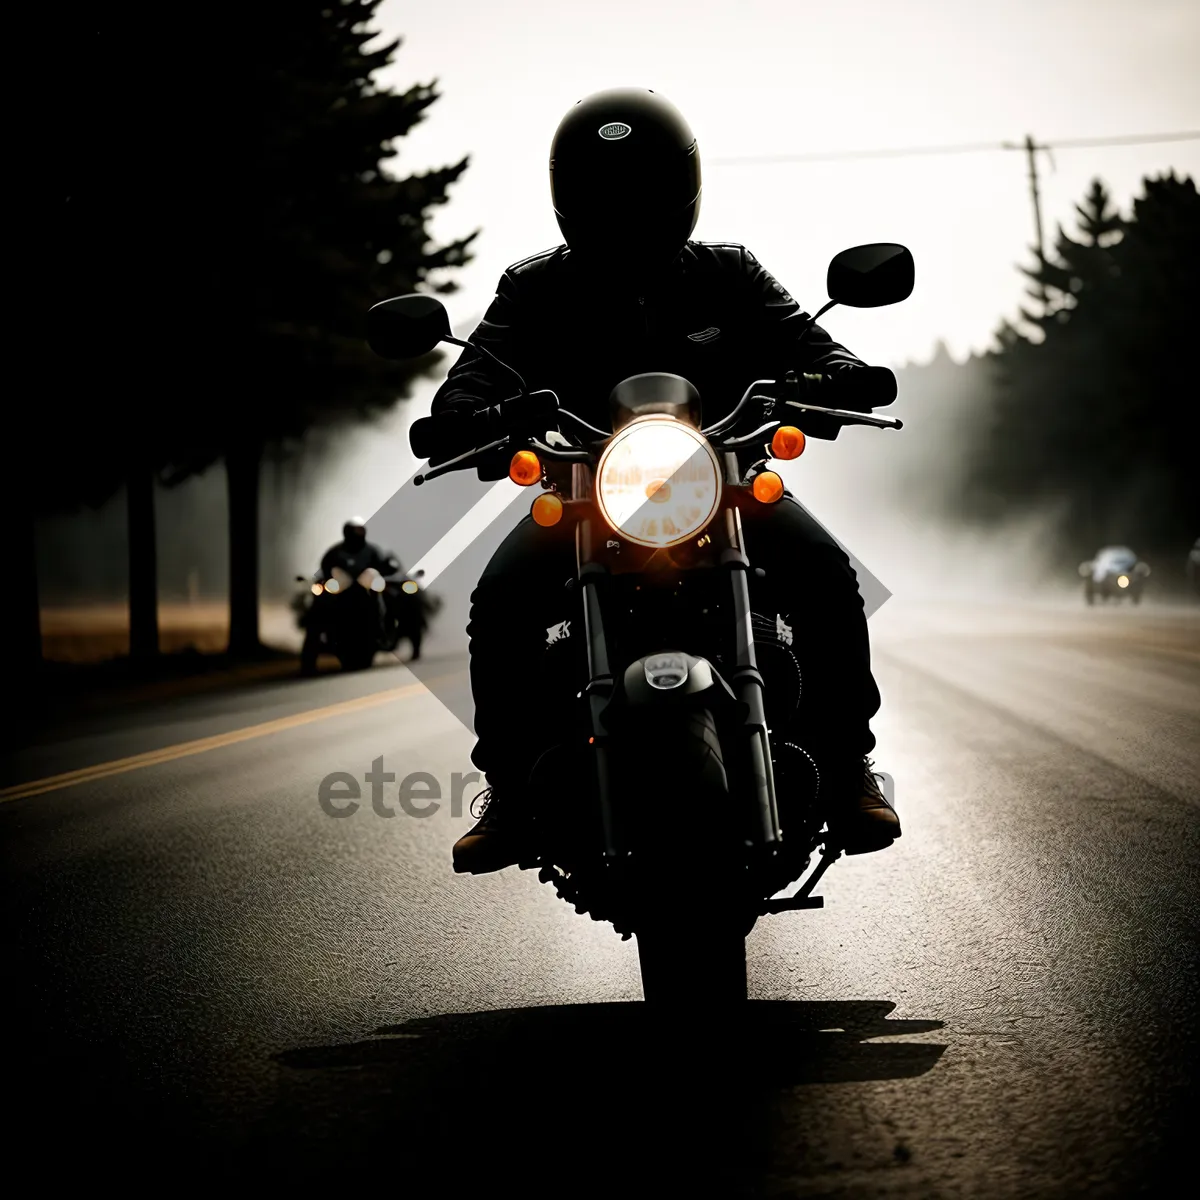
[[411, 372, 903, 485]]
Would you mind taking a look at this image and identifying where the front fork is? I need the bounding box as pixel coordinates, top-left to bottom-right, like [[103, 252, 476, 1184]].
[[573, 469, 784, 862]]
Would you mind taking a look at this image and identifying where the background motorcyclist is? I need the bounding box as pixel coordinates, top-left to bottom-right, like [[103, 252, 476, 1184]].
[[300, 517, 402, 674], [317, 516, 402, 581], [428, 88, 902, 873]]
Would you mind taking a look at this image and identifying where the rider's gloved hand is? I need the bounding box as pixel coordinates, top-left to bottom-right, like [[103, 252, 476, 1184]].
[[804, 365, 897, 410], [410, 391, 561, 466], [791, 365, 897, 439], [410, 406, 477, 465]]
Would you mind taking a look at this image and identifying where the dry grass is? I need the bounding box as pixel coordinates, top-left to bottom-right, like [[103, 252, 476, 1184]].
[[38, 604, 300, 663]]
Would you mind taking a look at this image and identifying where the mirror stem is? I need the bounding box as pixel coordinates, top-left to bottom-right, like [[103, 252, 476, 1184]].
[[793, 299, 838, 347], [445, 336, 529, 395]]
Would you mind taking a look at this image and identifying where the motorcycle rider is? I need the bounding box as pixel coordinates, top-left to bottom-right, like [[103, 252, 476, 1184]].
[[429, 88, 902, 873], [300, 517, 403, 674]]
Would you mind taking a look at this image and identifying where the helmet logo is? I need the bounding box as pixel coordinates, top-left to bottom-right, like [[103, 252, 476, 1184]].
[[598, 122, 631, 141]]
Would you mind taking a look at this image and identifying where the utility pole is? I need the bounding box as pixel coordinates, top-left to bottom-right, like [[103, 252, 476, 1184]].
[[1004, 135, 1053, 317], [709, 128, 1198, 323], [1024, 134, 1047, 313]]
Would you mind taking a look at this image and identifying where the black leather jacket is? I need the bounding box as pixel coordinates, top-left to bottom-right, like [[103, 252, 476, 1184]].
[[431, 241, 893, 438], [318, 541, 401, 581]]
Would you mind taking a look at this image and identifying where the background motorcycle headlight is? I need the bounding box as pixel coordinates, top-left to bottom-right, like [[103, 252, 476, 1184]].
[[595, 416, 722, 549]]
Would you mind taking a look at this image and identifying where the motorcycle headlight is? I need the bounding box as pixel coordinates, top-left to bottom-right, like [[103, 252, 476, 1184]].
[[1117, 575, 1129, 587], [311, 583, 324, 596], [324, 577, 341, 594], [595, 416, 722, 549]]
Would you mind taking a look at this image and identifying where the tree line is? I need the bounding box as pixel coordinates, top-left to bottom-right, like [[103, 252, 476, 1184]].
[[14, 0, 475, 672], [895, 170, 1199, 581]]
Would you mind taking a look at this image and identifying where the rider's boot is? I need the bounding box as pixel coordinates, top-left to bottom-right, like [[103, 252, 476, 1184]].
[[826, 757, 901, 855], [452, 786, 528, 874]]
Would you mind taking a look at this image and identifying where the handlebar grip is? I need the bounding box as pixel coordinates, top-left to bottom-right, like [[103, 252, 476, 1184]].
[[410, 390, 561, 464], [410, 411, 473, 461], [820, 365, 897, 408]]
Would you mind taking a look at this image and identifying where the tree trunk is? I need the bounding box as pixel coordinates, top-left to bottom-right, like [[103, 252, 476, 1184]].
[[9, 496, 43, 674], [127, 467, 160, 660], [227, 440, 263, 656]]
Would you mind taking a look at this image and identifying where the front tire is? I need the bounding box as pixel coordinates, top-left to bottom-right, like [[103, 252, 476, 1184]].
[[636, 921, 747, 1006]]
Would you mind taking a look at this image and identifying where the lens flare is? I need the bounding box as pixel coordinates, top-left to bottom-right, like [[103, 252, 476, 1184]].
[[595, 416, 721, 548]]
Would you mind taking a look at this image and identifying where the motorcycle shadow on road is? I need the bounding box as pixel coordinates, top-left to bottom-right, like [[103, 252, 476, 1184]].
[[265, 999, 945, 1188]]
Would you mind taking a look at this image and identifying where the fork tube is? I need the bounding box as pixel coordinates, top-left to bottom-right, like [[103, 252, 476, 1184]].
[[722, 504, 782, 848], [576, 516, 620, 859]]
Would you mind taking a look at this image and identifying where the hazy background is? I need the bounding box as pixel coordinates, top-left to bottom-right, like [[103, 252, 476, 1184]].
[[34, 0, 1200, 657], [285, 0, 1200, 598]]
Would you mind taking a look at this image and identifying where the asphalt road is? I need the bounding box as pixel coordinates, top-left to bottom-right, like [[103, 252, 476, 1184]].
[[3, 600, 1198, 1196]]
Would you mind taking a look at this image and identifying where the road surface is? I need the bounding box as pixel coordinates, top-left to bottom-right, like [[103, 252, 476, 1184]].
[[3, 600, 1197, 1195]]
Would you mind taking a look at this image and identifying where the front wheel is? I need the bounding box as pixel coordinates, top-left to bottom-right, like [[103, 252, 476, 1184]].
[[635, 921, 748, 1006]]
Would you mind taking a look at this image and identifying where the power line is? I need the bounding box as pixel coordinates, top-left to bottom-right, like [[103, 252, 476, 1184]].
[[708, 130, 1200, 166], [709, 128, 1199, 319]]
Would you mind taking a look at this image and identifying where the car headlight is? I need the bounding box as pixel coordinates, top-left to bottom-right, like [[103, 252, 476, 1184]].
[[595, 416, 722, 549]]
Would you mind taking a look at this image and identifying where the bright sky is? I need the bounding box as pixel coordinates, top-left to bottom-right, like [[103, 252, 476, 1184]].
[[373, 0, 1199, 368], [296, 0, 1198, 566]]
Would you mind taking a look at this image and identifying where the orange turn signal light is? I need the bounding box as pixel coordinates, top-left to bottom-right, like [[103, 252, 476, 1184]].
[[752, 470, 785, 504], [509, 450, 542, 486], [531, 492, 564, 527], [771, 425, 806, 460]]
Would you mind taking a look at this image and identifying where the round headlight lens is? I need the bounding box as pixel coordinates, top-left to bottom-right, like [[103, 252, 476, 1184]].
[[595, 416, 722, 549]]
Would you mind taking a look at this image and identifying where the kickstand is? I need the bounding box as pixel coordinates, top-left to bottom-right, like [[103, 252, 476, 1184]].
[[762, 839, 843, 914]]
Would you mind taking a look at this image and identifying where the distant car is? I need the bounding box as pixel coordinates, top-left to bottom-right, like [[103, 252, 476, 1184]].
[[1188, 538, 1200, 599], [1079, 545, 1149, 605]]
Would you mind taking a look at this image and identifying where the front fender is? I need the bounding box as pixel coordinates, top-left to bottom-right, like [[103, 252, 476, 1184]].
[[602, 652, 747, 731]]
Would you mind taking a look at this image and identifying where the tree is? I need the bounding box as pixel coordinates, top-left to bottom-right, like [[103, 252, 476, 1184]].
[[1020, 178, 1124, 325], [158, 0, 477, 655], [952, 172, 1200, 568]]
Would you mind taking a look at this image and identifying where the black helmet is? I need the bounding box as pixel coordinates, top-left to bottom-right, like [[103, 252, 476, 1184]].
[[343, 516, 367, 548], [550, 88, 701, 274]]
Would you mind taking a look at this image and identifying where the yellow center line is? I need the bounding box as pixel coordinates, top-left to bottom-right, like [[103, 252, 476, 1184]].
[[1, 680, 442, 803]]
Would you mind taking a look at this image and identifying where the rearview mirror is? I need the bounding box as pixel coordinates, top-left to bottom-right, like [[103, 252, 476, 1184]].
[[367, 294, 452, 360], [827, 243, 914, 308]]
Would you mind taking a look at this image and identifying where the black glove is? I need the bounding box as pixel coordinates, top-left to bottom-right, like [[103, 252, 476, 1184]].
[[824, 364, 897, 408], [784, 366, 897, 440], [410, 391, 560, 466]]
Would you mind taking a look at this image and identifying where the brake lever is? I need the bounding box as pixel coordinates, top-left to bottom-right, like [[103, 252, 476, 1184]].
[[414, 435, 512, 485], [783, 398, 903, 429]]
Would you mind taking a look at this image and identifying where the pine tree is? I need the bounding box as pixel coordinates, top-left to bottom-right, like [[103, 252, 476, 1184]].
[[197, 0, 479, 655], [1020, 178, 1124, 328], [956, 172, 1200, 566]]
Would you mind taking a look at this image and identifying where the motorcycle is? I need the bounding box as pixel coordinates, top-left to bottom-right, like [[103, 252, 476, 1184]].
[[294, 564, 433, 671], [1078, 545, 1150, 605], [367, 242, 914, 1004], [381, 569, 442, 661]]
